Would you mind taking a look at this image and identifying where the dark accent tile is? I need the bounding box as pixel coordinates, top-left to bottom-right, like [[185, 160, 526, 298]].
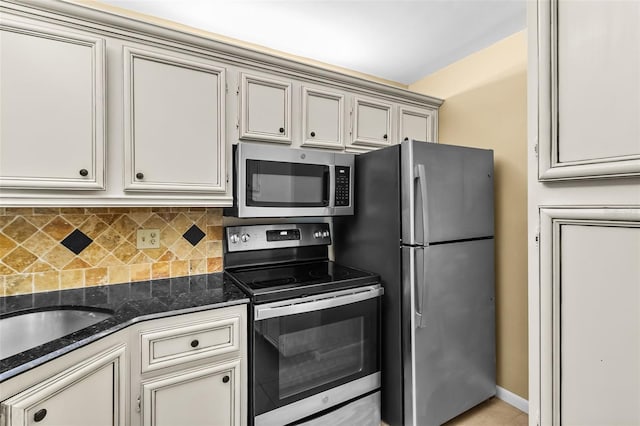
[[60, 229, 93, 255], [130, 281, 151, 300], [85, 286, 108, 305], [34, 291, 61, 308], [151, 279, 170, 298], [182, 224, 205, 246], [189, 275, 207, 292], [170, 276, 189, 295], [4, 294, 34, 313], [108, 283, 130, 305]]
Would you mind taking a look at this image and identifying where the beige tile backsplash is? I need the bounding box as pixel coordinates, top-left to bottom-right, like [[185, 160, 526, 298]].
[[0, 207, 224, 296]]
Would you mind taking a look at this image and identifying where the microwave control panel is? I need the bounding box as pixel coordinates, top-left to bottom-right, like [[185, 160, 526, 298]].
[[335, 166, 351, 206]]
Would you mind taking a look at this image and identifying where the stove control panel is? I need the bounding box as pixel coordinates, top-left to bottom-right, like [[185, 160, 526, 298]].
[[226, 223, 331, 252], [267, 229, 300, 241]]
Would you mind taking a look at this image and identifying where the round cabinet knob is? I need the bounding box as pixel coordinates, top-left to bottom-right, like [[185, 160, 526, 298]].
[[313, 231, 322, 238], [279, 127, 285, 134], [383, 134, 388, 140], [241, 233, 250, 243], [322, 231, 330, 238], [136, 172, 144, 180], [222, 375, 230, 383], [79, 169, 89, 177], [229, 234, 240, 244], [404, 137, 409, 141], [190, 339, 199, 348], [310, 131, 316, 137], [33, 409, 47, 422]]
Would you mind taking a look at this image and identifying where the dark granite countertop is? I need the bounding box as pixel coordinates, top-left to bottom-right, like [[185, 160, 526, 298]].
[[0, 272, 249, 382]]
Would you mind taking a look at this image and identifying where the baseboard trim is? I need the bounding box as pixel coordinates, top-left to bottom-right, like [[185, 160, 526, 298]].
[[496, 386, 529, 414]]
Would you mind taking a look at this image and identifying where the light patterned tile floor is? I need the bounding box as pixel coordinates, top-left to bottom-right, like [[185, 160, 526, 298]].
[[444, 397, 528, 426]]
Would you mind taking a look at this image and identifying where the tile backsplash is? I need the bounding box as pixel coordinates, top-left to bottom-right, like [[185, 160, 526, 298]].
[[0, 207, 223, 296]]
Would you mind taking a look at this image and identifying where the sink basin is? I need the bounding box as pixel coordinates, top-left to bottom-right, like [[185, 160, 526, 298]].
[[0, 309, 113, 360]]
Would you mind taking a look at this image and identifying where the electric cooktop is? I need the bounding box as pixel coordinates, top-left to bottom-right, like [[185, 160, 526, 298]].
[[225, 260, 379, 303]]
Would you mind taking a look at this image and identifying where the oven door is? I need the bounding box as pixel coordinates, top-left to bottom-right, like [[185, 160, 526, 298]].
[[253, 285, 382, 426]]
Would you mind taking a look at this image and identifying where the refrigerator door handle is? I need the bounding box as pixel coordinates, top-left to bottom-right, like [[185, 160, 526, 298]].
[[414, 164, 430, 245], [415, 247, 426, 328]]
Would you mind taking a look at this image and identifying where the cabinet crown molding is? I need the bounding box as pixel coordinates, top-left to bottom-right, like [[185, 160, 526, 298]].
[[2, 0, 443, 108]]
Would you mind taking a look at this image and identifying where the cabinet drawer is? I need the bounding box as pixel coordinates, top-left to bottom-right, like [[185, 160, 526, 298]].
[[141, 316, 240, 373]]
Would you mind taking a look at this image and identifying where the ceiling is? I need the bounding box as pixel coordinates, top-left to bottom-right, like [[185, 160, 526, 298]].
[[96, 0, 526, 85]]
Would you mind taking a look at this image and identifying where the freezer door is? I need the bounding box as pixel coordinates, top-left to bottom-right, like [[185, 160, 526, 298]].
[[401, 140, 494, 245], [409, 239, 496, 426]]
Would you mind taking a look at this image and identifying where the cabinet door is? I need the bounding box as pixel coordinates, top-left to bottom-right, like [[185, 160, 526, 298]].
[[351, 97, 393, 147], [0, 19, 105, 189], [141, 360, 241, 426], [123, 46, 226, 192], [398, 106, 436, 143], [537, 0, 640, 180], [301, 86, 344, 149], [239, 73, 292, 143], [1, 345, 125, 426]]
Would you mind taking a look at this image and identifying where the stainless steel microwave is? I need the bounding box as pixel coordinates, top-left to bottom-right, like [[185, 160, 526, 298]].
[[226, 143, 354, 218]]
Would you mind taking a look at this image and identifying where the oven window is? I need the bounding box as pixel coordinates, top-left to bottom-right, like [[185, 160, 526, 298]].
[[278, 317, 363, 399], [246, 160, 329, 207], [253, 297, 379, 416]]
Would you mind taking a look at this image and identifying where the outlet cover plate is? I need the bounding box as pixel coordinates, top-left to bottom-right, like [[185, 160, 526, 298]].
[[137, 229, 160, 249]]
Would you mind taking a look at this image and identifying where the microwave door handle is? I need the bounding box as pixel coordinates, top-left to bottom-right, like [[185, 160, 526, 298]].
[[415, 164, 430, 245], [254, 286, 383, 321]]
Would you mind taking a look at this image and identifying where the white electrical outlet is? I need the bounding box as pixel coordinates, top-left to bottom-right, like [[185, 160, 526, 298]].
[[137, 229, 160, 249]]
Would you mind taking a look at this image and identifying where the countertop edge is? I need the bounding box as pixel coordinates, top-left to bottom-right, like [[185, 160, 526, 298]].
[[0, 297, 249, 383]]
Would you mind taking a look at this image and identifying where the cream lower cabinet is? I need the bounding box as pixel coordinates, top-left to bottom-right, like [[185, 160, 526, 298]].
[[141, 360, 241, 426], [0, 344, 126, 426], [131, 305, 247, 426]]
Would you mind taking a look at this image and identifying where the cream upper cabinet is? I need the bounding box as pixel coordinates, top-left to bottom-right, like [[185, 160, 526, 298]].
[[239, 73, 292, 144], [123, 46, 226, 193], [0, 1, 441, 206], [398, 106, 436, 143], [0, 18, 105, 190], [0, 344, 126, 426], [537, 0, 640, 180], [301, 86, 345, 150], [350, 96, 393, 148]]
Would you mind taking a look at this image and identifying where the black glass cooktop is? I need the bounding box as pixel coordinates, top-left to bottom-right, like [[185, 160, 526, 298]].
[[225, 261, 379, 303]]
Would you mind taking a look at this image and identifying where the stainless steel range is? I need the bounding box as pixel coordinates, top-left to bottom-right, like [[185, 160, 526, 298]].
[[224, 223, 382, 426]]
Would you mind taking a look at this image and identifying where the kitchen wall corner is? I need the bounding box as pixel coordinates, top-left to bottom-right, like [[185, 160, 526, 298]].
[[0, 207, 223, 297]]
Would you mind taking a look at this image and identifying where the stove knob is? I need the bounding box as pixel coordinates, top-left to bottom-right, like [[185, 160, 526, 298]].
[[229, 233, 240, 244], [322, 231, 330, 238], [313, 231, 322, 238], [241, 233, 250, 243]]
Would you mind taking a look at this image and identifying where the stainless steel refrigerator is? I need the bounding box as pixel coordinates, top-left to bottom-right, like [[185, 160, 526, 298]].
[[334, 140, 496, 426]]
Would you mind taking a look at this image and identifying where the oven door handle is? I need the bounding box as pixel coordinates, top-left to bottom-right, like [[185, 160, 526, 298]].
[[254, 285, 383, 321]]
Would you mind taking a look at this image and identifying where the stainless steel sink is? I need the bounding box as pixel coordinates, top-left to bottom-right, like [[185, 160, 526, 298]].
[[0, 309, 113, 360]]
